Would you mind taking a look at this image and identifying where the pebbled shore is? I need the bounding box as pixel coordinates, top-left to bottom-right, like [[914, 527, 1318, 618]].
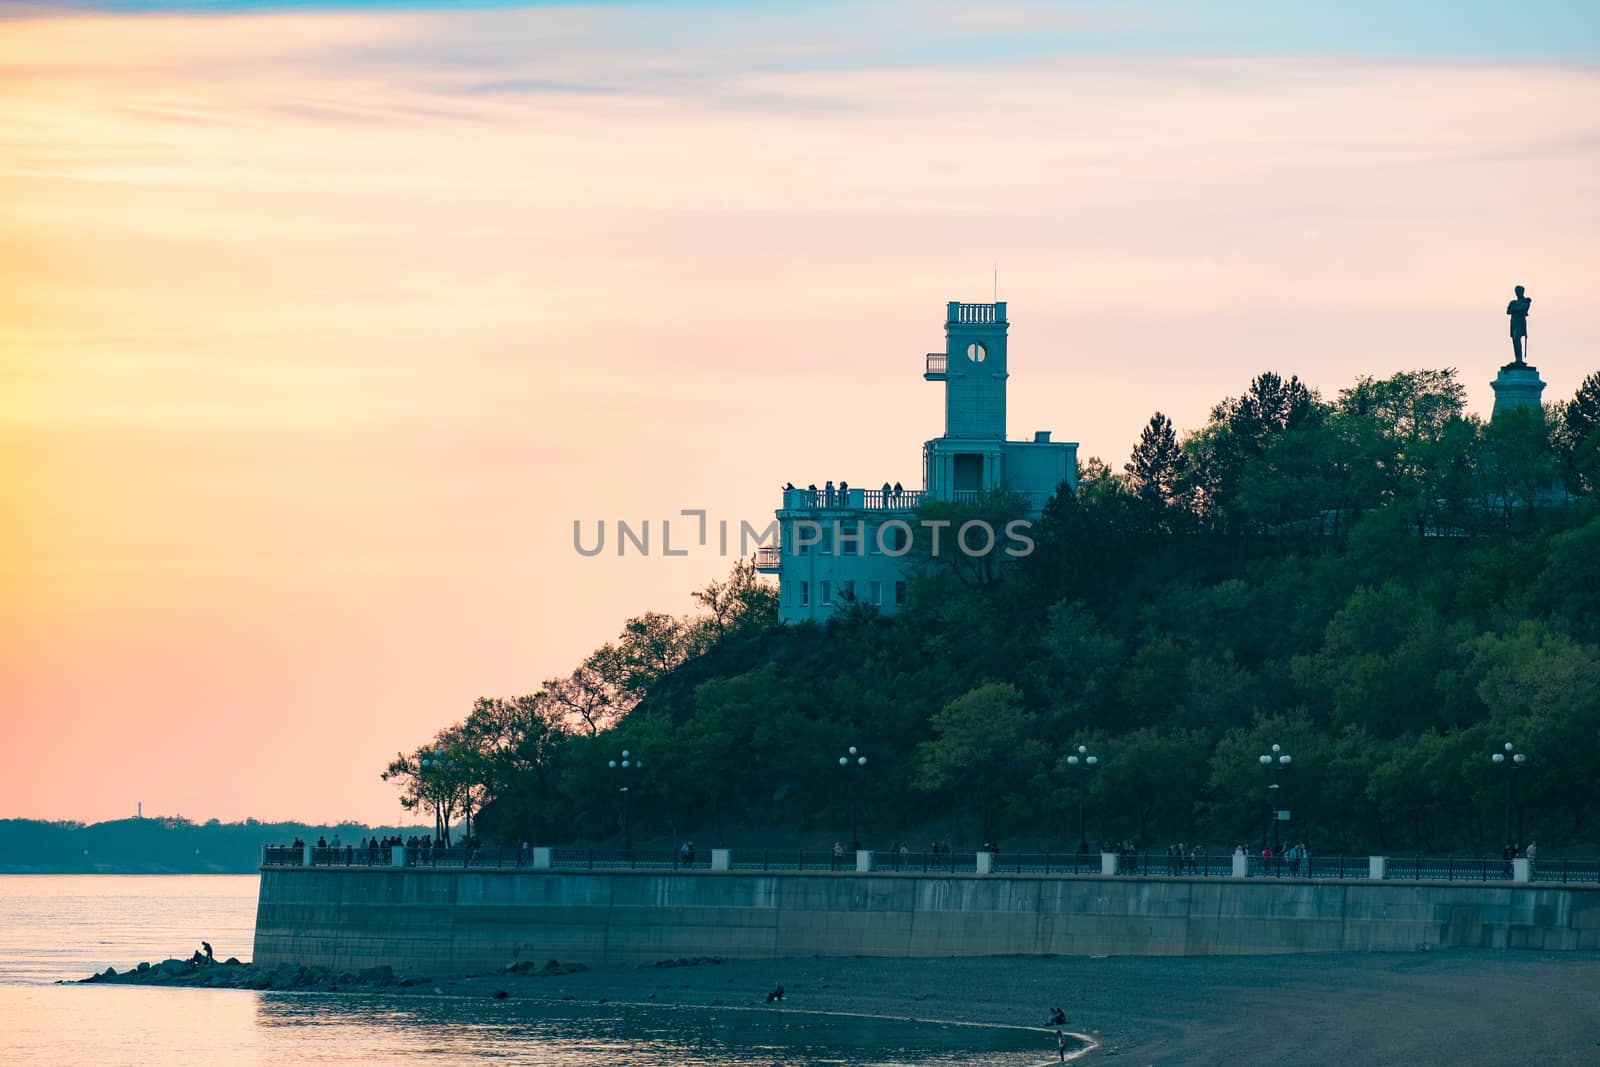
[[77, 950, 1600, 1064]]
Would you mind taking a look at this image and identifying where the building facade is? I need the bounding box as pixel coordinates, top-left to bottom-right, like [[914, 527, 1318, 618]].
[[758, 301, 1077, 622]]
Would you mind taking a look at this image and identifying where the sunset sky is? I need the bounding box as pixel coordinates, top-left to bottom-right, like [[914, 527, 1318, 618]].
[[2, 1, 1596, 826]]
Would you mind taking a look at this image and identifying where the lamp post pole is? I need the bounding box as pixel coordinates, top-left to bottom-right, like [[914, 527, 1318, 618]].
[[838, 746, 867, 851], [1257, 744, 1292, 854], [608, 750, 641, 851], [1491, 742, 1527, 851], [1065, 746, 1099, 854]]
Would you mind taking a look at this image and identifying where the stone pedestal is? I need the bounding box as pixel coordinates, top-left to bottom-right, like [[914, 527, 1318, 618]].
[[390, 846, 406, 868], [711, 849, 731, 871], [1232, 853, 1249, 878], [855, 850, 872, 873], [1369, 856, 1387, 880], [1512, 858, 1531, 884], [975, 851, 993, 875], [1491, 363, 1547, 420], [1101, 852, 1118, 876]]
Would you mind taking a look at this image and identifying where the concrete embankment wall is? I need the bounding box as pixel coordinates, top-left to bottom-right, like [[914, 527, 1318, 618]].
[[253, 868, 1600, 973]]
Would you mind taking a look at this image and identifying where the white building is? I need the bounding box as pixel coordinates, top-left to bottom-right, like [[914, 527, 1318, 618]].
[[758, 301, 1078, 621]]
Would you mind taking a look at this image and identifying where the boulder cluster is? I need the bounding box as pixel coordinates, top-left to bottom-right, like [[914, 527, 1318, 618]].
[[76, 959, 429, 993]]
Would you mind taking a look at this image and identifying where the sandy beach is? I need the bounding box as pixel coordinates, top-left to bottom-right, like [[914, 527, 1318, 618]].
[[81, 947, 1600, 1064], [455, 950, 1600, 1065]]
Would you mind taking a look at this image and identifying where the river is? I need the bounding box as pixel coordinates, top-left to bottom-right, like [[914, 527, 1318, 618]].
[[0, 875, 1046, 1065]]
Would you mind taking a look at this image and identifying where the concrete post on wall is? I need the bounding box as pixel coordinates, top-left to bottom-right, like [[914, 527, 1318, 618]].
[[711, 849, 731, 871], [1512, 858, 1531, 884], [531, 847, 552, 870], [1101, 852, 1118, 876], [855, 850, 872, 873], [390, 846, 406, 868], [1369, 856, 1387, 880], [975, 851, 993, 875], [303, 843, 314, 867], [1232, 853, 1249, 878]]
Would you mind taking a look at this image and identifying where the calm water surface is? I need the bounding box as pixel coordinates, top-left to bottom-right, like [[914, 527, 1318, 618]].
[[0, 876, 1047, 1065]]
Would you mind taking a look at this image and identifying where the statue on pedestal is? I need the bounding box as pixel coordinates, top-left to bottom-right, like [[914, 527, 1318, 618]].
[[1506, 285, 1532, 365]]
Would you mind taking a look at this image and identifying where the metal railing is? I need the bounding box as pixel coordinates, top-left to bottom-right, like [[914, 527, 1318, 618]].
[[258, 846, 1600, 885], [1532, 859, 1600, 884], [1384, 856, 1512, 882], [925, 352, 947, 375], [753, 545, 780, 569]]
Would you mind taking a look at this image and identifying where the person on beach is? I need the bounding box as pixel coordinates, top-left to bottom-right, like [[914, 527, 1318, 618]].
[[201, 941, 213, 964], [1058, 1028, 1068, 1061]]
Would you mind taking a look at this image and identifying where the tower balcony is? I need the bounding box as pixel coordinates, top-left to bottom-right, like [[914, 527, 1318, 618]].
[[753, 544, 781, 572], [947, 301, 1005, 325], [924, 352, 947, 380], [781, 486, 925, 511]]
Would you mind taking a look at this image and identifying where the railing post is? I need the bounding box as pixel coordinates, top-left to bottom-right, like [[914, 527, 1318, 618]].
[[1511, 857, 1531, 884], [1102, 852, 1120, 877], [531, 847, 551, 870], [1368, 856, 1386, 880], [975, 851, 992, 875], [1232, 852, 1248, 878], [391, 845, 406, 869], [855, 850, 871, 873], [711, 849, 731, 871], [303, 843, 314, 867], [587, 848, 594, 871], [763, 849, 769, 872], [1044, 851, 1051, 876]]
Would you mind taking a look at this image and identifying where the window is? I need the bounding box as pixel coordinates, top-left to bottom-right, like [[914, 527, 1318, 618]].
[[799, 581, 809, 606], [820, 580, 831, 605], [870, 580, 882, 605], [894, 580, 907, 606], [841, 580, 854, 601]]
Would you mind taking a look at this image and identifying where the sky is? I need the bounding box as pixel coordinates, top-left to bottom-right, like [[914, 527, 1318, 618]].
[[2, 1, 1596, 827]]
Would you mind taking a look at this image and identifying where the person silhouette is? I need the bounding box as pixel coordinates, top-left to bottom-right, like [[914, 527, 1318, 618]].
[[1506, 285, 1532, 364]]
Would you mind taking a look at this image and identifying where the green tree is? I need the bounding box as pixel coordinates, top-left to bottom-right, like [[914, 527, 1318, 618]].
[[913, 682, 1042, 842]]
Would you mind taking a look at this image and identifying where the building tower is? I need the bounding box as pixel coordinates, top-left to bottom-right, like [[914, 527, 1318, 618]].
[[759, 299, 1078, 623]]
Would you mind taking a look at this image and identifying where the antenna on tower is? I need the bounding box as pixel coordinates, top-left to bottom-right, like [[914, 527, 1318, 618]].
[[993, 263, 998, 302]]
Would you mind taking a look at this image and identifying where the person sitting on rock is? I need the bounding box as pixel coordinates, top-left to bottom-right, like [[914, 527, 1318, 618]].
[[766, 983, 785, 1003]]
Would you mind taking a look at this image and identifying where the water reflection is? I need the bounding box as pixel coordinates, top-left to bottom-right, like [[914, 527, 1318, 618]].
[[254, 993, 1051, 1066]]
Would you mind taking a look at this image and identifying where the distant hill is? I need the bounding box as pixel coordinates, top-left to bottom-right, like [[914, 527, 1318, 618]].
[[0, 818, 417, 874]]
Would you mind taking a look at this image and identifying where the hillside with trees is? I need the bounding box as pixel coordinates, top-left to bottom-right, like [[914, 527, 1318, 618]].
[[382, 368, 1600, 856]]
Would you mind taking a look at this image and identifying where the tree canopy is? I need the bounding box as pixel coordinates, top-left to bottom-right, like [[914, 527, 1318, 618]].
[[385, 367, 1600, 856]]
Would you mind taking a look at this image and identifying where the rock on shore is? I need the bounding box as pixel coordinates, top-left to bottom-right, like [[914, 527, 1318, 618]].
[[74, 957, 590, 994]]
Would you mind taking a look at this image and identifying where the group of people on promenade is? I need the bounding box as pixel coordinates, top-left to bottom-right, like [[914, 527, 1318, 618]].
[[781, 480, 908, 506], [1503, 840, 1538, 874], [1233, 841, 1312, 876]]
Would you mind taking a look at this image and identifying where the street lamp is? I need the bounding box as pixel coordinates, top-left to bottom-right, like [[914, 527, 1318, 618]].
[[838, 746, 867, 851], [608, 749, 641, 851], [1257, 743, 1292, 854], [1064, 745, 1099, 855], [1490, 741, 1528, 852]]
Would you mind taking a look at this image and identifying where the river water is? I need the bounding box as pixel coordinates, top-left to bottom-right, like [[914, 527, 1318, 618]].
[[0, 875, 1045, 1065]]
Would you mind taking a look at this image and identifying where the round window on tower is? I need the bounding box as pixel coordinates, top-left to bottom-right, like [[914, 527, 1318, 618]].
[[966, 342, 987, 363]]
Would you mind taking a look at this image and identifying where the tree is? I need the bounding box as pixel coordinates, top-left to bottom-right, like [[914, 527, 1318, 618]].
[[913, 682, 1042, 842], [1125, 412, 1188, 532], [380, 724, 478, 844], [692, 557, 779, 641], [1556, 371, 1600, 495]]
